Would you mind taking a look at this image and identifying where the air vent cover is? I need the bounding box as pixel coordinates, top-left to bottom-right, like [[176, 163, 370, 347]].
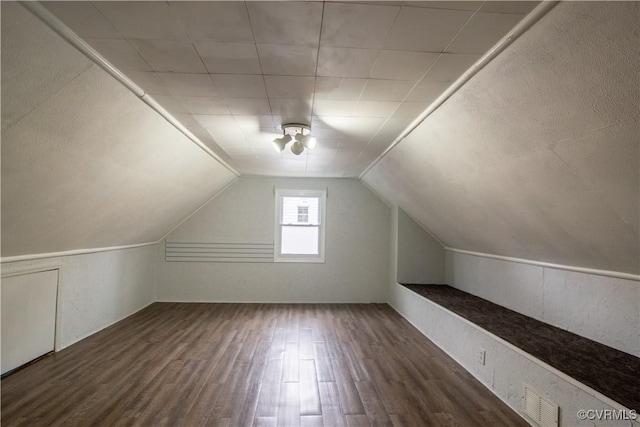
[[523, 384, 559, 427]]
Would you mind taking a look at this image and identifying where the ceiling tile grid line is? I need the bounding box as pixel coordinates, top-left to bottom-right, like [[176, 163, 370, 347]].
[[41, 1, 539, 177]]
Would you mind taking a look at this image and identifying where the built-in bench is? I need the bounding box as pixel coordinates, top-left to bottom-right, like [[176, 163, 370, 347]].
[[400, 284, 640, 412]]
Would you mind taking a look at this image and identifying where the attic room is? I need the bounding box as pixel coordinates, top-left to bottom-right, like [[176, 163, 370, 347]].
[[1, 1, 638, 426]]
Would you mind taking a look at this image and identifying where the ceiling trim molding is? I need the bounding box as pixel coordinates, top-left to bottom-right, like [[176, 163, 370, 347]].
[[20, 1, 240, 177], [359, 1, 559, 179], [446, 247, 640, 282]]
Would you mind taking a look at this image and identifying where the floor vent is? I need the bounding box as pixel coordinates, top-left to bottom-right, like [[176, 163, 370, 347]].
[[523, 384, 559, 427]]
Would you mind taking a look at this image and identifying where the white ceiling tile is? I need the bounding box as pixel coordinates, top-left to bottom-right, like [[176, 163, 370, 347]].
[[321, 3, 400, 49], [244, 130, 281, 148], [157, 73, 220, 97], [148, 94, 188, 114], [44, 2, 120, 39], [193, 114, 237, 130], [479, 1, 539, 14], [212, 75, 267, 98], [367, 116, 414, 147], [93, 1, 187, 40], [257, 45, 318, 76], [446, 12, 525, 54], [264, 76, 315, 99], [169, 112, 202, 129], [360, 80, 415, 101], [402, 1, 482, 11], [370, 50, 440, 81], [129, 40, 206, 73], [180, 97, 229, 115], [423, 53, 481, 81], [194, 42, 261, 74], [314, 77, 367, 100], [125, 71, 171, 95], [393, 102, 429, 118], [234, 116, 277, 134], [226, 98, 272, 115], [313, 100, 356, 117], [405, 80, 450, 102], [384, 7, 473, 51], [87, 39, 151, 71], [199, 115, 245, 145], [270, 99, 313, 125], [353, 101, 401, 117], [247, 2, 323, 46], [310, 118, 346, 138], [168, 1, 254, 42], [317, 47, 379, 78]]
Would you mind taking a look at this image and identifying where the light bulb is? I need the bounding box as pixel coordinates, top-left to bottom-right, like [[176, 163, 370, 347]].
[[291, 140, 305, 155]]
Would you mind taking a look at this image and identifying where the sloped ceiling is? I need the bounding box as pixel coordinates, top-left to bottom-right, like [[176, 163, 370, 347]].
[[42, 0, 538, 177], [1, 2, 237, 257], [363, 1, 640, 274]]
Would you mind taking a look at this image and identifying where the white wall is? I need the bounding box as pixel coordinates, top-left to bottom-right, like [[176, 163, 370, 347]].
[[446, 251, 640, 357], [389, 283, 639, 427], [156, 177, 390, 303], [1, 245, 156, 350], [397, 207, 445, 284], [1, 270, 58, 373]]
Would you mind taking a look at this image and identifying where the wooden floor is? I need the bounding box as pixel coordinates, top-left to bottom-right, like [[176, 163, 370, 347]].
[[2, 303, 528, 427]]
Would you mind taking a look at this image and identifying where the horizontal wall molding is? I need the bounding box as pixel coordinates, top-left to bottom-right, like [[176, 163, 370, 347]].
[[1, 241, 157, 264], [446, 247, 640, 282], [165, 241, 274, 263]]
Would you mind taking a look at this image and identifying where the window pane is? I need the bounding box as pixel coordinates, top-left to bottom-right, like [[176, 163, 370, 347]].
[[282, 197, 319, 225], [281, 226, 319, 255], [297, 206, 308, 223]]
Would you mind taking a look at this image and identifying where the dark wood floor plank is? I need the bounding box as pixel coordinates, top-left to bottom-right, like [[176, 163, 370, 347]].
[[256, 358, 283, 418], [2, 303, 528, 427], [318, 382, 347, 427], [276, 382, 300, 427], [299, 359, 321, 416]]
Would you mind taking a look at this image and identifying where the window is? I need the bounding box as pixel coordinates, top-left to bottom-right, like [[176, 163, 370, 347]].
[[274, 189, 326, 263]]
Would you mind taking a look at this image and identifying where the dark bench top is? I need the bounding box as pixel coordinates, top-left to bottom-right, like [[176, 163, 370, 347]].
[[400, 284, 640, 412]]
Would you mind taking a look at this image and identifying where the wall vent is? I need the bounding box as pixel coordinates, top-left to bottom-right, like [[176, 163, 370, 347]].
[[523, 384, 559, 427], [165, 241, 274, 263]]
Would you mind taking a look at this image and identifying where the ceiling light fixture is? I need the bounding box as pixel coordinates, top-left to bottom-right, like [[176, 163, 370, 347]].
[[272, 124, 316, 155]]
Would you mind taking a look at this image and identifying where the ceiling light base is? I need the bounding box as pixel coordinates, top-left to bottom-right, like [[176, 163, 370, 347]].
[[273, 123, 316, 155]]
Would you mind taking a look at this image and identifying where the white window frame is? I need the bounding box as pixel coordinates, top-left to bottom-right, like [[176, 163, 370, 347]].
[[274, 189, 326, 263]]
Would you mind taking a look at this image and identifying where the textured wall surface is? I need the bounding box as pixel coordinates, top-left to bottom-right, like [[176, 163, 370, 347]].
[[1, 3, 236, 257], [446, 251, 640, 357], [390, 284, 639, 427], [56, 246, 156, 349], [0, 246, 155, 350], [397, 208, 445, 284], [156, 177, 390, 302], [363, 2, 640, 274]]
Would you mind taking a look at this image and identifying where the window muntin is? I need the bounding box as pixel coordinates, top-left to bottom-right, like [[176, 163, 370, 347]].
[[274, 189, 326, 263]]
